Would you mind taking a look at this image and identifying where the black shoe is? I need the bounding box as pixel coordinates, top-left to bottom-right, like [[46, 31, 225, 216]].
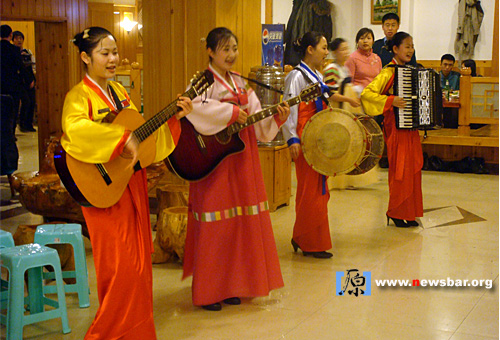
[[223, 297, 241, 305], [405, 220, 419, 227], [292, 239, 332, 258], [303, 251, 333, 259], [386, 214, 409, 228], [202, 303, 221, 311]]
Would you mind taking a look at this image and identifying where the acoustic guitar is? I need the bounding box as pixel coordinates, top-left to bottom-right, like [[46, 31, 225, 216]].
[[54, 70, 214, 208], [167, 83, 322, 181]]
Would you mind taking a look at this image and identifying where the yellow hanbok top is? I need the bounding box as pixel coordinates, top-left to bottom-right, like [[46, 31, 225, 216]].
[[61, 75, 179, 164]]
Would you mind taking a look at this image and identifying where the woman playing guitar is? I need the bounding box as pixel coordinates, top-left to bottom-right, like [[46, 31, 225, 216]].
[[60, 27, 192, 339], [181, 27, 289, 311]]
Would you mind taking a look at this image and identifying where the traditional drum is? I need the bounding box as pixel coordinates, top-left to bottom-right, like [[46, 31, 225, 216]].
[[301, 108, 384, 176]]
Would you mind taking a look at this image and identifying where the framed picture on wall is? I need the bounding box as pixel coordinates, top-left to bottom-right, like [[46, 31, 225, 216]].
[[371, 0, 401, 24]]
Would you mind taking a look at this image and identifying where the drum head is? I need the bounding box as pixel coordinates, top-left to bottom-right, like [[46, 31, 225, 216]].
[[301, 108, 366, 176]]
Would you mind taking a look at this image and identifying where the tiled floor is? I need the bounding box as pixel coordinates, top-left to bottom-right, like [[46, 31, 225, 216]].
[[1, 130, 498, 340]]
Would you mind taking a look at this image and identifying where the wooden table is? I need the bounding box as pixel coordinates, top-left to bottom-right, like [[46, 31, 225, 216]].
[[443, 98, 460, 108]]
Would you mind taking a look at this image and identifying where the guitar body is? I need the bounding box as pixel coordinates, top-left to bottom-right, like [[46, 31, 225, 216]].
[[54, 108, 157, 208], [167, 118, 245, 181]]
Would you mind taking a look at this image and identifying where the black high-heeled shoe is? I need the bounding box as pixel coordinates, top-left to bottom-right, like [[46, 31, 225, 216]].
[[386, 214, 409, 228], [291, 239, 333, 258], [202, 302, 222, 311], [405, 220, 419, 227], [304, 251, 333, 258]]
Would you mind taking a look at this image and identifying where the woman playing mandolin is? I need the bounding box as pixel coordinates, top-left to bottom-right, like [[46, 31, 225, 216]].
[[60, 27, 192, 339], [181, 27, 290, 311]]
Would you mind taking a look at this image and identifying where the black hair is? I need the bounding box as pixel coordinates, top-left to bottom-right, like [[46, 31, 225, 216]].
[[388, 31, 411, 54], [73, 27, 116, 70], [206, 27, 238, 62], [462, 59, 477, 76], [293, 31, 325, 59], [0, 25, 12, 39], [12, 31, 24, 40], [382, 12, 400, 24], [441, 54, 456, 63], [73, 27, 115, 55], [329, 38, 346, 52], [355, 28, 374, 43]]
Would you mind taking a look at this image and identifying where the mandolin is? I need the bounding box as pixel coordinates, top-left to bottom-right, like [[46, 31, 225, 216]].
[[54, 70, 214, 208], [167, 83, 322, 181]]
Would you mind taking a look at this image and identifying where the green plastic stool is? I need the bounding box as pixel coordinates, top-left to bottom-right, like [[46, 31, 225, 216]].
[[34, 224, 90, 308], [0, 244, 71, 339]]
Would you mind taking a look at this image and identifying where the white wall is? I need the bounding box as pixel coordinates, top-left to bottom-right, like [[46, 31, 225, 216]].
[[266, 0, 495, 60]]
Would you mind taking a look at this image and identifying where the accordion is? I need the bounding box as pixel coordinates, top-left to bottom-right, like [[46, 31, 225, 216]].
[[392, 65, 443, 130]]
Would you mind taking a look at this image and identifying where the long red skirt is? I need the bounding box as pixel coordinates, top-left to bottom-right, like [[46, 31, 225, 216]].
[[82, 170, 157, 340], [292, 153, 332, 252]]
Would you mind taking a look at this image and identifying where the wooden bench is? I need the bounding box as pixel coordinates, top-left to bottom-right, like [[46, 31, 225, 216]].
[[419, 68, 498, 167]]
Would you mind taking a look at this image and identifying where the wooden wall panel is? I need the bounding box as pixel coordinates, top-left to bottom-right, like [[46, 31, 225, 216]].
[[143, 0, 260, 122], [88, 3, 114, 39], [35, 21, 69, 162], [186, 0, 215, 81], [143, 1, 172, 119], [241, 0, 261, 77], [171, 0, 187, 94]]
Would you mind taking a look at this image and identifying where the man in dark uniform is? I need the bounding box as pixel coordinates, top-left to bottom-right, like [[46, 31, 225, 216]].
[[0, 25, 26, 197], [372, 13, 417, 67], [1, 25, 34, 135]]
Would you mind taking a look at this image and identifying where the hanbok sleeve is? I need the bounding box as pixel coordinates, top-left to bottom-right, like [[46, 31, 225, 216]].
[[323, 63, 340, 89], [282, 70, 303, 145], [186, 85, 240, 136], [250, 88, 284, 143], [61, 86, 129, 164], [360, 67, 395, 116], [153, 117, 180, 162]]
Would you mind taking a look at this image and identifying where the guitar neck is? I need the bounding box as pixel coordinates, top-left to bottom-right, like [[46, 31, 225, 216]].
[[226, 95, 302, 135], [133, 87, 197, 143]]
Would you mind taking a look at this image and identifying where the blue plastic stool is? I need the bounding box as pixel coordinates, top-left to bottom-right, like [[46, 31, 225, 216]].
[[0, 230, 15, 249], [0, 230, 15, 323], [34, 224, 90, 308], [0, 244, 71, 339]]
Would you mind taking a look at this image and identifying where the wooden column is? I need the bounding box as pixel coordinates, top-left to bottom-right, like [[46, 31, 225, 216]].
[[491, 0, 499, 77], [458, 68, 472, 136], [265, 0, 273, 24]]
